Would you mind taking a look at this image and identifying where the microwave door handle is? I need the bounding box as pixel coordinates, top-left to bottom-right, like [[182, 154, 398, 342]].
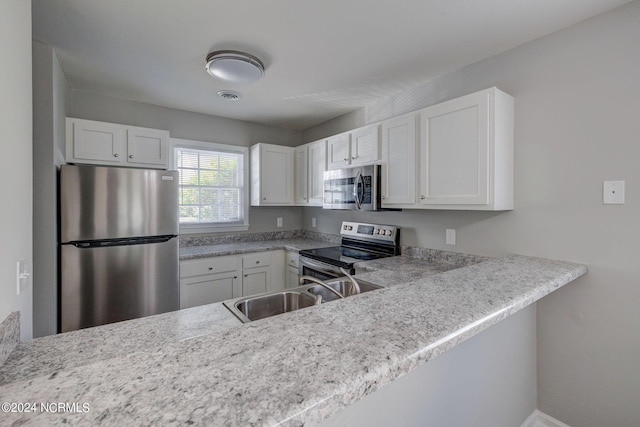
[[358, 173, 366, 208], [354, 171, 362, 209]]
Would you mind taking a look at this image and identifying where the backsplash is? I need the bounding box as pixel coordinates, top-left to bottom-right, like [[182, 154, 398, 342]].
[[180, 230, 340, 247], [0, 312, 19, 366], [401, 246, 491, 266]]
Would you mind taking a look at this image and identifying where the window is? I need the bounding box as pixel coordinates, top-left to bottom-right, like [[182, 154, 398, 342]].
[[171, 138, 249, 233]]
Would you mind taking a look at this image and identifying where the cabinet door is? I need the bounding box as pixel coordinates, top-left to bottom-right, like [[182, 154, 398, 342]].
[[307, 140, 327, 205], [68, 118, 123, 164], [243, 267, 270, 296], [327, 133, 350, 170], [180, 271, 241, 309], [286, 266, 300, 289], [259, 144, 294, 205], [294, 145, 309, 205], [351, 125, 380, 165], [381, 114, 417, 206], [419, 91, 490, 205], [126, 127, 169, 168]]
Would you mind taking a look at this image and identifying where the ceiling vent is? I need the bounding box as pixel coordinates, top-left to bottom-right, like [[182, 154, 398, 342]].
[[217, 90, 242, 101]]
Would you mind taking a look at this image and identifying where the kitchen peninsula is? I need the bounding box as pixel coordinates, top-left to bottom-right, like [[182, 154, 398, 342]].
[[0, 241, 586, 426]]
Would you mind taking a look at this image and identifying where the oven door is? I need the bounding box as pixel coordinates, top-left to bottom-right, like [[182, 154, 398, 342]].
[[299, 256, 354, 282], [323, 165, 380, 211]]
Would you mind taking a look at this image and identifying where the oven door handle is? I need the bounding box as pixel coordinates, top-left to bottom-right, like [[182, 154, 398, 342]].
[[299, 257, 345, 277], [354, 171, 363, 209]]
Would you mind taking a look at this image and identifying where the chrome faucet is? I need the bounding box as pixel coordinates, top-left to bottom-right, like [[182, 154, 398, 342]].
[[299, 276, 345, 299], [340, 268, 361, 295]]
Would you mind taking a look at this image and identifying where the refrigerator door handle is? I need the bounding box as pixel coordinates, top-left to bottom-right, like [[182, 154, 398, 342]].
[[66, 235, 176, 248]]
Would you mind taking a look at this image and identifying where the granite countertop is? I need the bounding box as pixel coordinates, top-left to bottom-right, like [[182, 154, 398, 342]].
[[0, 252, 587, 426], [179, 238, 334, 260]]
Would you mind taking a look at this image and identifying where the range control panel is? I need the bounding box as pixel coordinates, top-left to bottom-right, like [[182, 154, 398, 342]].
[[340, 221, 398, 242]]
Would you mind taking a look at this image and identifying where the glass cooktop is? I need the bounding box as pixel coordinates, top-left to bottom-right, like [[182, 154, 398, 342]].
[[299, 246, 392, 268]]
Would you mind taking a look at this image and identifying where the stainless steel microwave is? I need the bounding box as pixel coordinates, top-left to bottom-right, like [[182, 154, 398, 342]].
[[323, 164, 382, 211]]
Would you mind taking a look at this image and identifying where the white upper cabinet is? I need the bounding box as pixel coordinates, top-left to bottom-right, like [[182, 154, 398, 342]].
[[66, 118, 169, 169], [294, 145, 309, 205], [350, 124, 380, 165], [251, 143, 295, 206], [126, 127, 168, 167], [380, 113, 417, 207], [417, 87, 513, 210], [327, 125, 380, 170], [327, 132, 351, 169], [294, 139, 327, 206], [307, 139, 327, 205]]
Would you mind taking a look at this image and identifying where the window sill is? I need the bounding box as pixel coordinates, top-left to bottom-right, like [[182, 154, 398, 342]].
[[179, 223, 250, 234]]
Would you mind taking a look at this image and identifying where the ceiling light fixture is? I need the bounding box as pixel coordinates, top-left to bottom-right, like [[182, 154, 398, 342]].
[[205, 50, 265, 84]]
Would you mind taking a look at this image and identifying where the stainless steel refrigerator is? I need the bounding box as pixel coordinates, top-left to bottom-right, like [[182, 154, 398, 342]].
[[60, 165, 179, 332]]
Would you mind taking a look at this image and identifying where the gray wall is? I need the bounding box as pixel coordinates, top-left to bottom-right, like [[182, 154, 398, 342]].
[[32, 41, 66, 338], [303, 3, 640, 426], [0, 0, 33, 340], [66, 89, 304, 235], [321, 305, 536, 427]]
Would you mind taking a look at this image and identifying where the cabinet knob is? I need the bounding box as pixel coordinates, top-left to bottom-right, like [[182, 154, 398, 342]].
[[208, 267, 213, 271], [263, 197, 267, 201], [351, 156, 357, 160], [244, 274, 248, 277], [113, 153, 119, 158], [233, 276, 238, 279], [343, 158, 349, 162], [256, 260, 260, 264], [420, 195, 425, 199], [129, 155, 134, 159]]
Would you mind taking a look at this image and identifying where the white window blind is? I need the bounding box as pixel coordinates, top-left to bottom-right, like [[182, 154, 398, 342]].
[[174, 145, 246, 230]]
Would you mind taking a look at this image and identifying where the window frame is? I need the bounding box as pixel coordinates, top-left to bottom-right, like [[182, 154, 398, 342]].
[[170, 137, 249, 234]]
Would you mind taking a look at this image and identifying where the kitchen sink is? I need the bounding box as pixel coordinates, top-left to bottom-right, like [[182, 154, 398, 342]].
[[223, 277, 383, 323], [305, 280, 383, 302], [224, 291, 318, 323]]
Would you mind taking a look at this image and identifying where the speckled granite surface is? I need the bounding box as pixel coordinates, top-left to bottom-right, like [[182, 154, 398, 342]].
[[0, 312, 19, 367], [0, 254, 587, 426], [180, 230, 339, 248], [0, 304, 240, 385], [180, 237, 335, 260]]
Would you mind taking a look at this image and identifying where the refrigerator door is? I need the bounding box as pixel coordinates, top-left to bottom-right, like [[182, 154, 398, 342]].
[[60, 237, 179, 332], [60, 165, 178, 242]]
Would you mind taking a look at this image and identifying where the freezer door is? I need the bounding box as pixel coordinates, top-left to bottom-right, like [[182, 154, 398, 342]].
[[60, 238, 179, 332], [61, 165, 178, 242]]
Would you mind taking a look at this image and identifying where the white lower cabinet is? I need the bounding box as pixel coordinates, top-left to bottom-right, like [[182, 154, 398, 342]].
[[180, 250, 288, 309], [180, 255, 242, 309], [285, 251, 300, 289]]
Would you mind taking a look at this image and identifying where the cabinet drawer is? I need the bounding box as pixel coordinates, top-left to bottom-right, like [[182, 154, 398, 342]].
[[243, 252, 271, 269], [285, 251, 299, 268], [180, 256, 241, 278]]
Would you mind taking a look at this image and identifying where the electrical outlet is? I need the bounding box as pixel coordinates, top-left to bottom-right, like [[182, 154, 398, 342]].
[[276, 217, 283, 227], [311, 217, 317, 228], [603, 180, 625, 204], [446, 229, 456, 245]]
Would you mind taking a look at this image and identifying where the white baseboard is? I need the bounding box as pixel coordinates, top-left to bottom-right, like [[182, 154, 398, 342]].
[[521, 409, 571, 427]]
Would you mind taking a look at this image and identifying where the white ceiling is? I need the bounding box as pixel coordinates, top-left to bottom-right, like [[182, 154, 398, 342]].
[[33, 0, 632, 130]]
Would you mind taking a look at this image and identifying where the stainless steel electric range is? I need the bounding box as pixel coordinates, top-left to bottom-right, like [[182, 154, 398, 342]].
[[298, 221, 400, 281]]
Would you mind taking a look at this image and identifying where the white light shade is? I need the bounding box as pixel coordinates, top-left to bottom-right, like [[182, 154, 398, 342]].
[[205, 50, 264, 84]]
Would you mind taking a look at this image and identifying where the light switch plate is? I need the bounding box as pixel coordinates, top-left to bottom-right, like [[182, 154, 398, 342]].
[[16, 258, 30, 295], [276, 217, 283, 227], [311, 217, 317, 228], [603, 180, 625, 204]]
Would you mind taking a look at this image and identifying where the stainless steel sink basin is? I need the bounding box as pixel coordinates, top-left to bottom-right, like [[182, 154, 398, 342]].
[[223, 277, 384, 323], [305, 279, 383, 302], [224, 291, 318, 323]]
